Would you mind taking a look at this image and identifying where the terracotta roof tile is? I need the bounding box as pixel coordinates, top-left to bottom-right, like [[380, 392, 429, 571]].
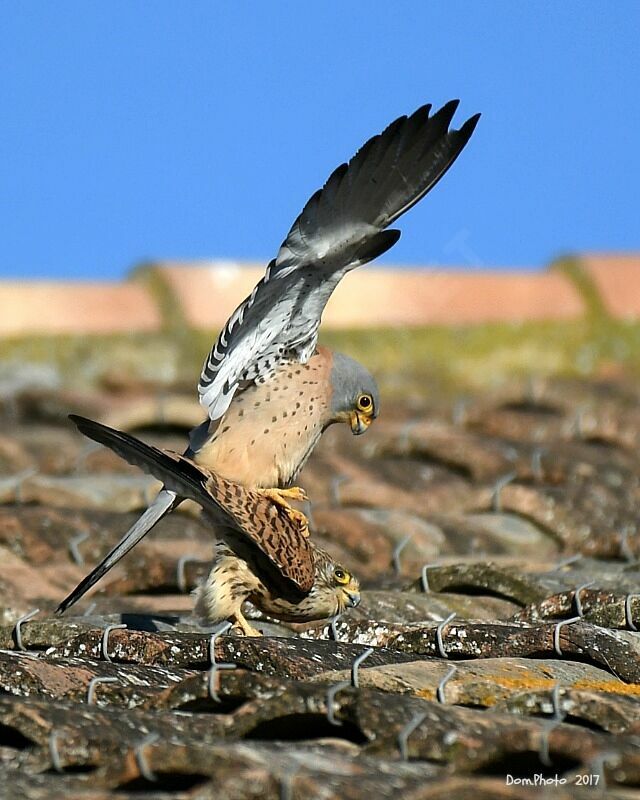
[[323, 268, 584, 326], [0, 281, 160, 336], [11, 253, 640, 335], [580, 253, 640, 319], [154, 260, 264, 329], [154, 260, 585, 328]]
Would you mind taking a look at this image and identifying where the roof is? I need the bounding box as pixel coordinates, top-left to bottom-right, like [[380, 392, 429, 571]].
[[2, 252, 639, 335]]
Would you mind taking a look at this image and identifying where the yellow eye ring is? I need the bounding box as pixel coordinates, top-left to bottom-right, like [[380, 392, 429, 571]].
[[356, 394, 373, 413], [334, 568, 350, 585]]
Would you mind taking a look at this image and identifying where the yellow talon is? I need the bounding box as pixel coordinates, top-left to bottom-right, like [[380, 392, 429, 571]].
[[271, 486, 308, 503], [231, 610, 262, 637], [262, 487, 310, 535]]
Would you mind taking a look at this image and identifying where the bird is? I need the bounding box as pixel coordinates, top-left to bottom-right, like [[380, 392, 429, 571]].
[[68, 414, 361, 635], [56, 98, 479, 615]]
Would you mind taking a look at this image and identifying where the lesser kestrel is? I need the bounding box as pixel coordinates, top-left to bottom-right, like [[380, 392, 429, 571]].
[[57, 99, 479, 614], [67, 415, 360, 635]]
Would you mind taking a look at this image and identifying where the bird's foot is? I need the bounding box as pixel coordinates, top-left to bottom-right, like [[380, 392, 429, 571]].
[[267, 486, 308, 503], [231, 611, 262, 637], [261, 487, 310, 537]]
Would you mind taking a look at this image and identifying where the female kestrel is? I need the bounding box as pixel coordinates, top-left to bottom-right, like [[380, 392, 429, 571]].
[[67, 415, 360, 636], [57, 99, 479, 614]]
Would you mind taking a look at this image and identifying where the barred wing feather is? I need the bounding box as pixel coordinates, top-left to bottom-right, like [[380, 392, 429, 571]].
[[198, 100, 480, 421]]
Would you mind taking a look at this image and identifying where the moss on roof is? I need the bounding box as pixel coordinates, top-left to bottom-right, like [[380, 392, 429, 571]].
[[2, 317, 640, 403]]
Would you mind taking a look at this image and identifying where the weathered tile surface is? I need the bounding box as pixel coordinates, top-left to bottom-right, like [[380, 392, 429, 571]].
[[2, 376, 640, 797]]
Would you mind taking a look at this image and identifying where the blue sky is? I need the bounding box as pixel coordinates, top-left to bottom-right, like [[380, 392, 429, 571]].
[[1, 2, 639, 280]]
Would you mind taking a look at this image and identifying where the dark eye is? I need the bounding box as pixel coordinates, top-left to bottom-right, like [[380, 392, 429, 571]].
[[357, 394, 372, 412], [334, 568, 350, 584]]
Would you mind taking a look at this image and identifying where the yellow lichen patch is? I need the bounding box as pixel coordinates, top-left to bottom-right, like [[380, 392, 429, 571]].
[[415, 668, 640, 705], [573, 678, 640, 696]]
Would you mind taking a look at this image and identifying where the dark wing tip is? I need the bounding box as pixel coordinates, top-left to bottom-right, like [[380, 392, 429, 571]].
[[328, 161, 349, 183], [431, 98, 461, 127], [458, 112, 481, 140], [442, 98, 461, 112], [413, 102, 432, 116]]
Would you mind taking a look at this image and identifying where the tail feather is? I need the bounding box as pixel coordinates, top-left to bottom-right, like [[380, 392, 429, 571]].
[[56, 414, 188, 614], [56, 487, 177, 614], [65, 414, 317, 596], [68, 414, 219, 508]]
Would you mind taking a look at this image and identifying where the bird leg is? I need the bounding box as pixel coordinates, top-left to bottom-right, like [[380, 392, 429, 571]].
[[261, 487, 310, 536], [230, 609, 262, 637], [266, 486, 308, 503]]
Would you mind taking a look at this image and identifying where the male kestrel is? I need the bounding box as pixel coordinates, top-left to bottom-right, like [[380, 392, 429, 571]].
[[57, 99, 479, 614], [68, 415, 360, 635]]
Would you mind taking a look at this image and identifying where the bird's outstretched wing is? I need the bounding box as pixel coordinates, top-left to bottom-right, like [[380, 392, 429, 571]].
[[64, 415, 315, 594], [199, 100, 480, 420]]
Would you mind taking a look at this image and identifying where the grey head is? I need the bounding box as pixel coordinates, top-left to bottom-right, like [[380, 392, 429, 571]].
[[329, 351, 380, 435]]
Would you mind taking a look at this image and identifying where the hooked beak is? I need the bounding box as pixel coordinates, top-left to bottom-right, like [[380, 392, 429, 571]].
[[346, 590, 361, 608], [350, 411, 373, 436]]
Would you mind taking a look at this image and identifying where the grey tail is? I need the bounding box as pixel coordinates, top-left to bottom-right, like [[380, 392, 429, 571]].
[[56, 488, 177, 614], [56, 428, 180, 614]]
